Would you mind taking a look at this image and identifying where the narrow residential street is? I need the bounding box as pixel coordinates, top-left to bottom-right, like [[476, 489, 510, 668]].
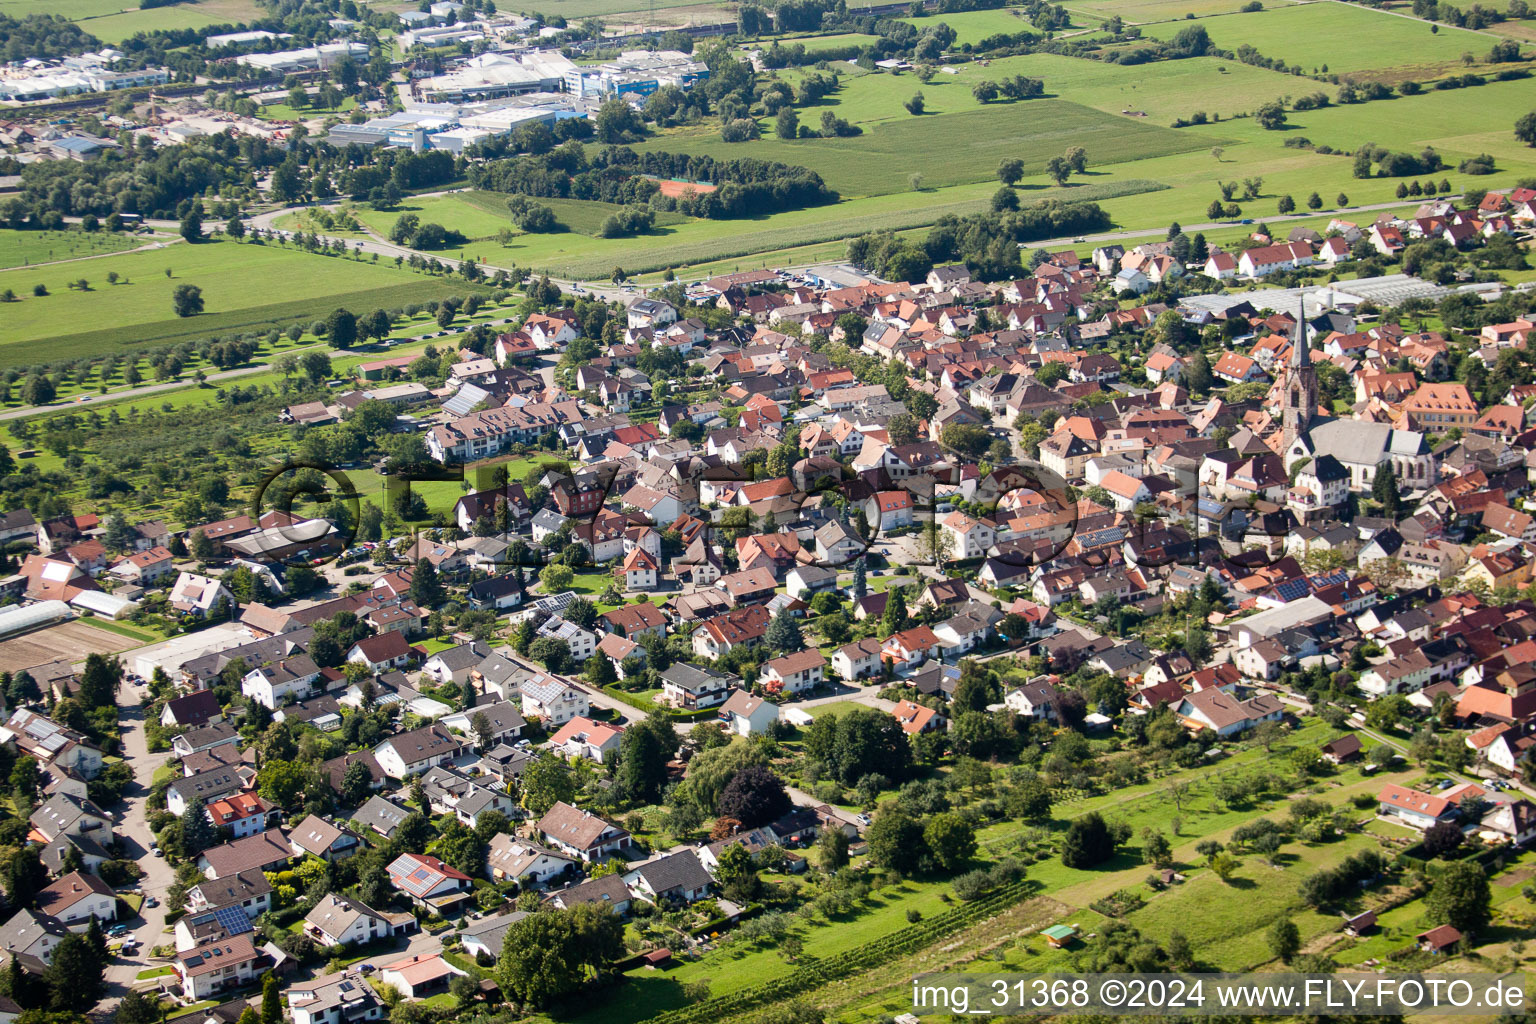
[[102, 688, 179, 1005]]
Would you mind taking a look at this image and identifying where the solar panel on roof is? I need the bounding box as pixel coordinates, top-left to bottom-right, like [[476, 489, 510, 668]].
[[214, 905, 253, 935]]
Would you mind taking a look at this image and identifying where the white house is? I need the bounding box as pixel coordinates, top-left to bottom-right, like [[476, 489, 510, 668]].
[[534, 616, 597, 662], [241, 658, 320, 709], [485, 835, 575, 885], [36, 872, 116, 930], [520, 674, 590, 726], [372, 725, 469, 779], [303, 894, 401, 948], [832, 638, 882, 681], [719, 689, 779, 737], [759, 649, 826, 695], [941, 511, 995, 560], [286, 971, 386, 1024]]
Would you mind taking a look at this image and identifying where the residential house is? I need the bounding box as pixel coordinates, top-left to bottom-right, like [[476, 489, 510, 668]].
[[537, 801, 631, 862], [759, 649, 827, 695]]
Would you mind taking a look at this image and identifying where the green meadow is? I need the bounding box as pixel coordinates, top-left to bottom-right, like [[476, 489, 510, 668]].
[[639, 97, 1210, 194], [897, 7, 1046, 44], [0, 228, 144, 270], [0, 0, 271, 41], [0, 236, 487, 368], [1065, 0, 1300, 22], [1141, 2, 1503, 74]]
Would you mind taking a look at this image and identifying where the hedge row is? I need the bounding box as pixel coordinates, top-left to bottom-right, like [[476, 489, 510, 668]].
[[644, 880, 1033, 1024]]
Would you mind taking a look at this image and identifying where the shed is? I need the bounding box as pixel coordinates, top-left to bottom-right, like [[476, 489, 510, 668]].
[[1041, 924, 1078, 948]]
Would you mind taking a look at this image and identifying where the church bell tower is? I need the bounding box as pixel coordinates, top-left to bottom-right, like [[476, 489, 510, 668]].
[[1281, 299, 1318, 454]]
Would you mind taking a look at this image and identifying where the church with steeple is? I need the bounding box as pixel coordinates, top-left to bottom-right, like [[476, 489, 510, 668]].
[[1280, 299, 1317, 454], [1279, 299, 1436, 494]]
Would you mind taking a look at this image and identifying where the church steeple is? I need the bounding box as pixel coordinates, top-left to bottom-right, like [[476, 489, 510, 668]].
[[1282, 297, 1318, 454], [1291, 298, 1310, 369]]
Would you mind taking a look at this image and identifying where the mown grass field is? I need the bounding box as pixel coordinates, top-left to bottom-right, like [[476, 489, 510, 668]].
[[897, 7, 1045, 44], [450, 191, 690, 236], [0, 228, 144, 270], [257, 96, 359, 121], [1141, 1, 1503, 74], [5, 0, 271, 41], [642, 97, 1210, 195], [1066, 0, 1300, 21], [0, 237, 487, 368], [356, 178, 1164, 279]]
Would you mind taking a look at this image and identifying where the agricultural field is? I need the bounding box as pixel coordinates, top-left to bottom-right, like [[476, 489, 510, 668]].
[[4, 0, 272, 41], [641, 97, 1209, 195], [0, 236, 487, 368], [1063, 0, 1298, 23], [1141, 2, 1501, 74], [0, 227, 146, 270]]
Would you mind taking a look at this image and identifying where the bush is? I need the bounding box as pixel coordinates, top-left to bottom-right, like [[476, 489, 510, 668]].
[[720, 118, 761, 142]]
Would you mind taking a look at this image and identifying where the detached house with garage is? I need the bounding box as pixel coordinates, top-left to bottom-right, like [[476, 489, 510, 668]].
[[759, 649, 826, 695], [174, 934, 263, 1001], [833, 637, 883, 681], [1378, 782, 1483, 830], [486, 835, 575, 885], [387, 853, 472, 910], [373, 725, 468, 779], [537, 801, 632, 862], [660, 663, 734, 710], [303, 894, 406, 948]]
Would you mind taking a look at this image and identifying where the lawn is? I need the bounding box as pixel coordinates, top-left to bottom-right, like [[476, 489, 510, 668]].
[[258, 97, 359, 121], [0, 237, 489, 368], [805, 700, 868, 718], [0, 228, 144, 270], [1140, 2, 1504, 74]]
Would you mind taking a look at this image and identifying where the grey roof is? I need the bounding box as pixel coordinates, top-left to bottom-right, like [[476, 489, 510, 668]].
[[0, 908, 67, 955], [475, 651, 520, 687], [459, 700, 526, 734], [30, 792, 109, 836], [461, 910, 527, 949], [427, 642, 492, 673], [179, 722, 241, 749], [169, 767, 245, 806], [628, 849, 712, 897], [189, 870, 273, 910], [659, 663, 732, 695], [356, 795, 410, 837], [1303, 418, 1428, 465]]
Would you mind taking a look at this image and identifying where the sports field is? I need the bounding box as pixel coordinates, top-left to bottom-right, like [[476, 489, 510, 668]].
[[0, 236, 487, 367], [1141, 1, 1503, 74]]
